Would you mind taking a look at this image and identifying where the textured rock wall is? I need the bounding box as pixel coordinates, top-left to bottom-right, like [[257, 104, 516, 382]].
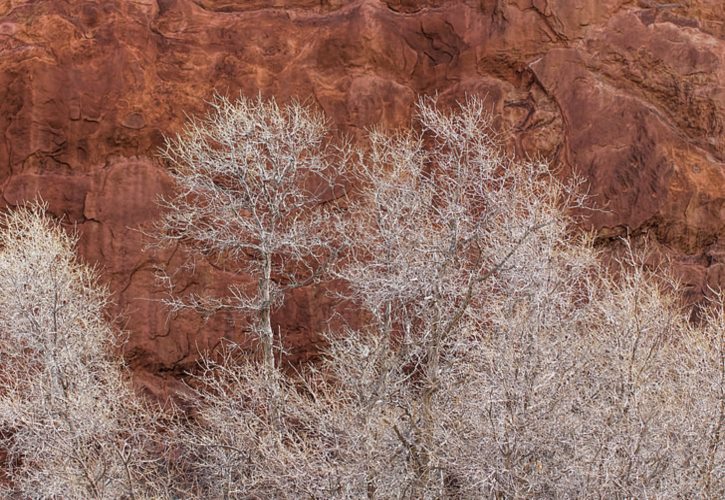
[[0, 0, 723, 390]]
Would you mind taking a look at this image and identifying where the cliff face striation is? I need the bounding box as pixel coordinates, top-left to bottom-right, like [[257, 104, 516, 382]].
[[0, 0, 723, 390]]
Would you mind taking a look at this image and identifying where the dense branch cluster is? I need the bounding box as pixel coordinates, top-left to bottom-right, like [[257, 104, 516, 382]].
[[0, 204, 171, 498], [0, 97, 721, 498]]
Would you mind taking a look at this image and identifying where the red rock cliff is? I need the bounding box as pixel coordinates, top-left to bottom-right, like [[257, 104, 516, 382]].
[[0, 0, 723, 390]]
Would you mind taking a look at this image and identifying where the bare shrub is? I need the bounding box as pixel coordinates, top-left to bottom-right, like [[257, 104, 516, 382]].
[[0, 203, 168, 499]]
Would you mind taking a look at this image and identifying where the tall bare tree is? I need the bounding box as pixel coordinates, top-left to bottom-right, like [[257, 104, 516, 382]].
[[157, 95, 342, 424], [327, 96, 591, 496]]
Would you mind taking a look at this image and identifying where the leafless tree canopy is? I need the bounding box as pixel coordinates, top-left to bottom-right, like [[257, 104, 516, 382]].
[[156, 96, 344, 424], [0, 203, 171, 499], [160, 97, 723, 498], [0, 98, 722, 499]]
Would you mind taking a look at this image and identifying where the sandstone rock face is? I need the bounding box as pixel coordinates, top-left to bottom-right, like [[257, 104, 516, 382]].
[[0, 0, 723, 390]]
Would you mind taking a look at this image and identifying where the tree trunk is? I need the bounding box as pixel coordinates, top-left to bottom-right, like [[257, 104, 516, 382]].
[[259, 252, 281, 428]]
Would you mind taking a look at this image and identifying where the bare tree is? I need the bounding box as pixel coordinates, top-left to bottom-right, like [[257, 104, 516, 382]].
[[0, 202, 169, 499], [323, 96, 593, 497], [157, 95, 343, 424]]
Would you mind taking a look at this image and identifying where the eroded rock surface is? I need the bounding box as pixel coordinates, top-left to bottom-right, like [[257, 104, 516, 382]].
[[1, 0, 723, 390]]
